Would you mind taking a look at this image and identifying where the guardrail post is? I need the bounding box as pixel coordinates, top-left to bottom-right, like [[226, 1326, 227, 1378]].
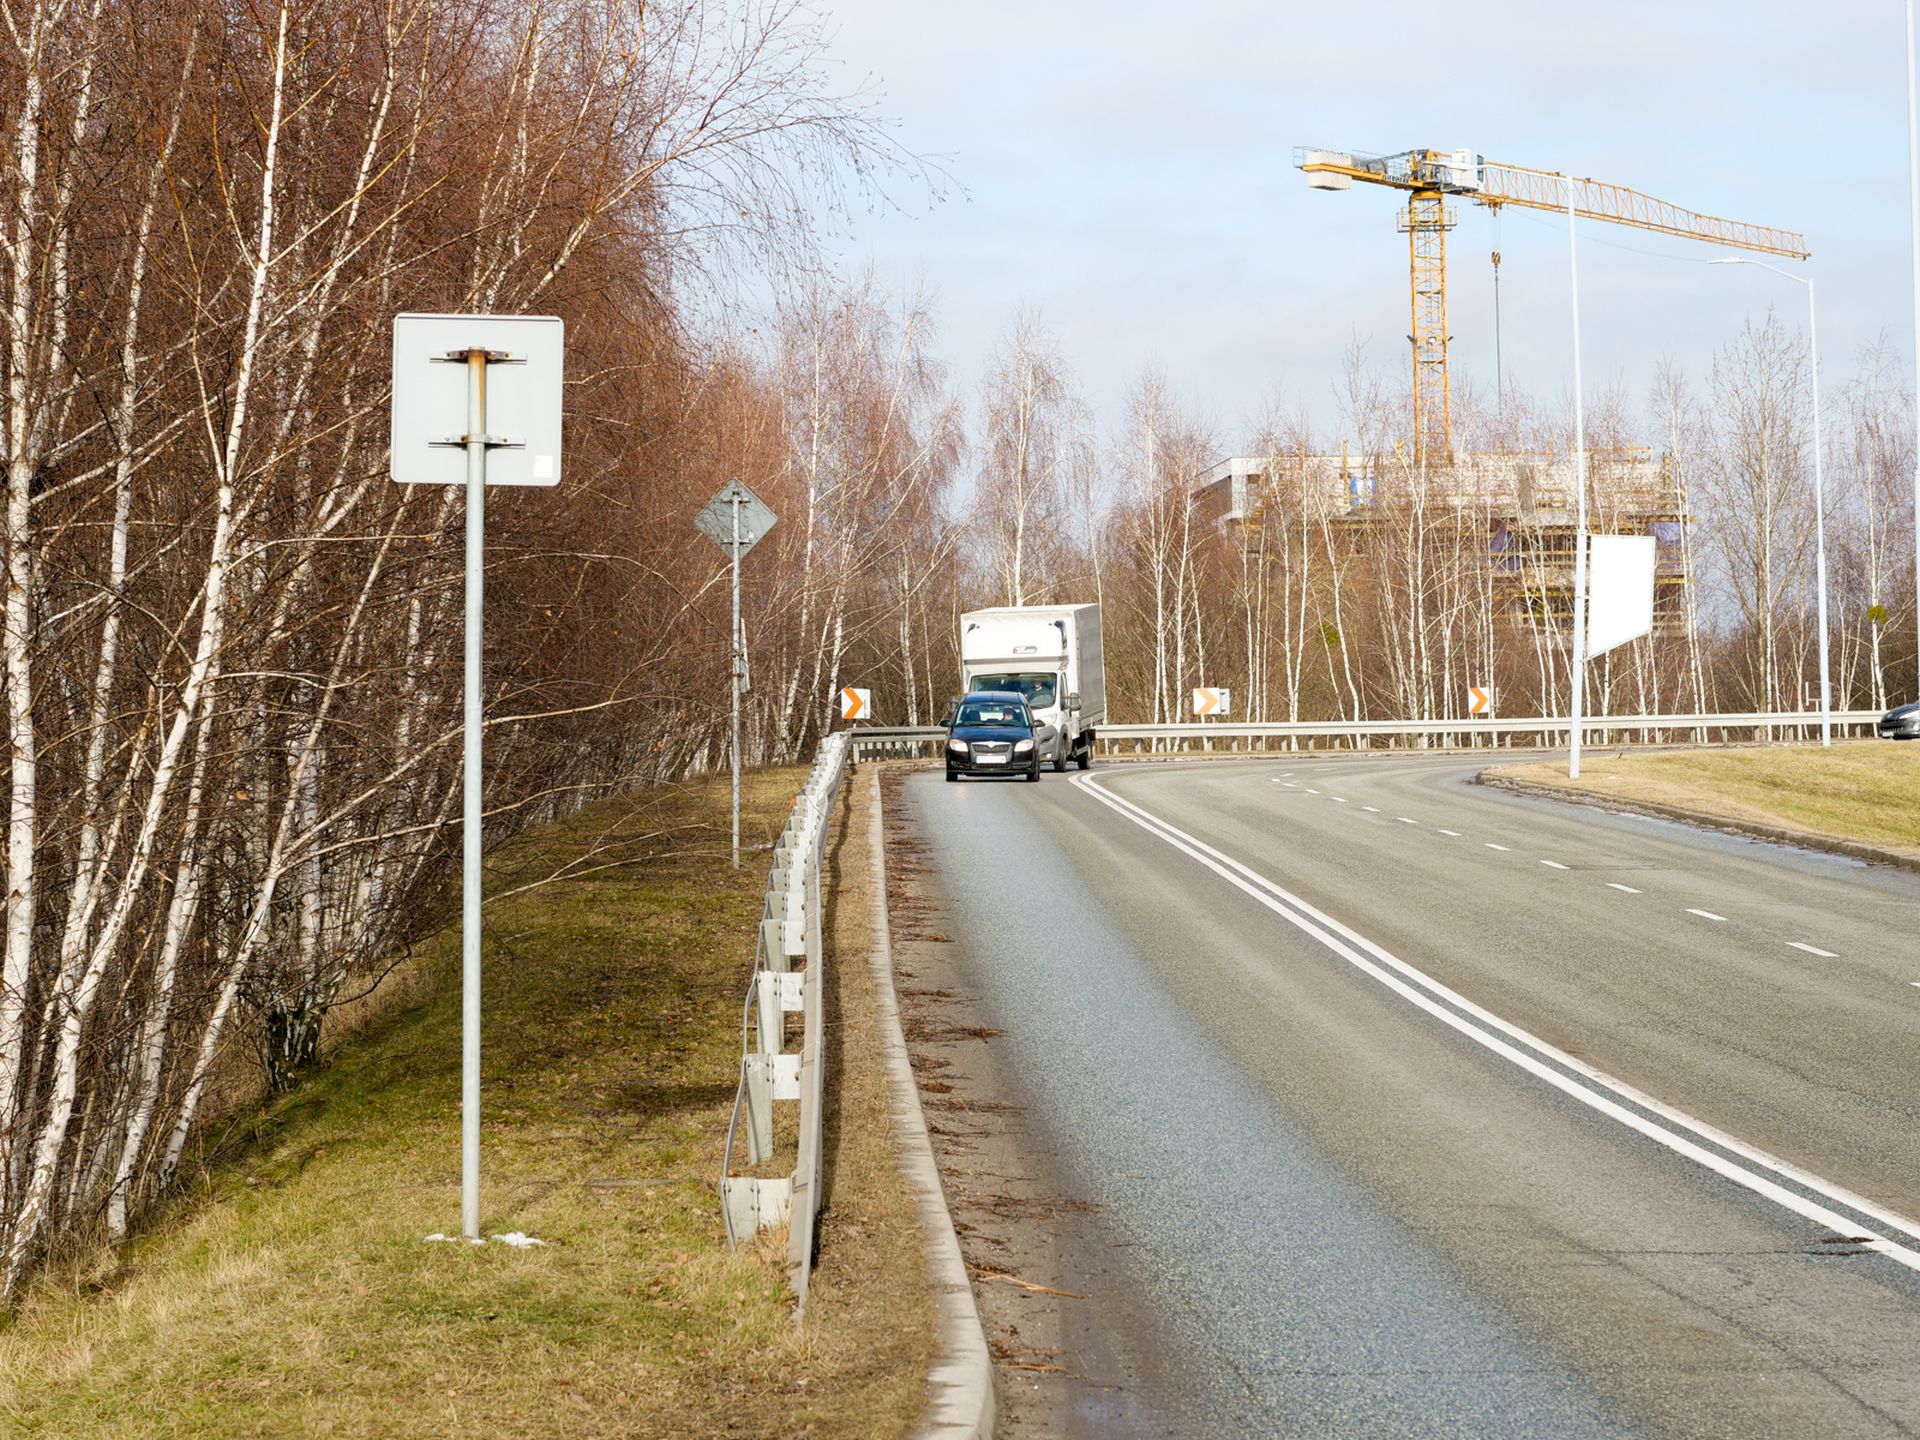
[[744, 1048, 774, 1163], [756, 968, 785, 1057]]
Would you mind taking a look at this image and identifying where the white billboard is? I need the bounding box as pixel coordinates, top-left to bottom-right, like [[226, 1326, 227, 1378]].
[[1586, 534, 1655, 658]]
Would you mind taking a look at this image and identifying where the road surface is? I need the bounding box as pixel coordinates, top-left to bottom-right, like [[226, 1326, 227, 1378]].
[[888, 753, 1920, 1438]]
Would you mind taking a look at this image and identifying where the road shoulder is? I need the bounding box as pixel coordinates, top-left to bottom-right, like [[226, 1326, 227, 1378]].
[[850, 764, 996, 1439], [880, 766, 1199, 1439]]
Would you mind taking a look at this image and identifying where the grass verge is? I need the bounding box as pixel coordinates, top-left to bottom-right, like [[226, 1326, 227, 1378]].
[[0, 767, 933, 1438], [1489, 742, 1920, 861]]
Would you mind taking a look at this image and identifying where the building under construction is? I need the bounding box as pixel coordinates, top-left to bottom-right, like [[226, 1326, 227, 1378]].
[[1221, 146, 1802, 643], [1192, 450, 1689, 634]]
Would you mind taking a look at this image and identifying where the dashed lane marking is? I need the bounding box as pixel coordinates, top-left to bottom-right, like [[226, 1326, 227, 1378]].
[[1331, 796, 1349, 803], [1540, 860, 1569, 870], [1305, 788, 1320, 795], [1485, 843, 1510, 852], [1438, 829, 1462, 837], [1687, 908, 1727, 922], [1607, 883, 1642, 894], [1789, 942, 1838, 958], [1361, 806, 1380, 813], [1398, 817, 1418, 826]]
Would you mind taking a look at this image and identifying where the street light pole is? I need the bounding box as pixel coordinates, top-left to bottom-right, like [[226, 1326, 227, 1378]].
[[1567, 179, 1592, 780], [1710, 257, 1832, 746], [1908, 0, 1920, 679]]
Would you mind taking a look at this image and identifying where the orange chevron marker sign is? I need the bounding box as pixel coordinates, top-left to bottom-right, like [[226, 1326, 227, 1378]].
[[840, 686, 870, 721], [1468, 685, 1493, 716], [1192, 687, 1231, 717]]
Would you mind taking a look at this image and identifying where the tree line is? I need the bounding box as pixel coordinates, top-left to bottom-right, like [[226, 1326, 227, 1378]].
[[2, 0, 1914, 1304], [0, 0, 910, 1300]]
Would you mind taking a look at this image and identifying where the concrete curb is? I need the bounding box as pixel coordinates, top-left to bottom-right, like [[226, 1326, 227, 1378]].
[[1477, 771, 1920, 876], [863, 769, 997, 1440]]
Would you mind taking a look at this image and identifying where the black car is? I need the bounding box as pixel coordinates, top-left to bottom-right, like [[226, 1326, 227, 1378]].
[[946, 691, 1043, 782], [1881, 700, 1920, 740]]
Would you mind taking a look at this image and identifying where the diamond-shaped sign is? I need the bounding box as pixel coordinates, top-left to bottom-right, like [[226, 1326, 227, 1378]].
[[696, 479, 777, 557]]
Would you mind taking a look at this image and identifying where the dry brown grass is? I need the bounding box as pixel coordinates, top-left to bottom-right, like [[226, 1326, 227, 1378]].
[[0, 765, 935, 1438], [1490, 742, 1920, 859]]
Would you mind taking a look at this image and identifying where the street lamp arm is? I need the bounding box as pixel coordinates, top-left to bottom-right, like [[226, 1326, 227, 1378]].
[[1709, 254, 1807, 288]]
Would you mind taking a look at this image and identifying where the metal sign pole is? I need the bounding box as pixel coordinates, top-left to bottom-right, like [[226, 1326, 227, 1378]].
[[462, 349, 487, 1241], [731, 495, 742, 870], [692, 478, 775, 869], [394, 313, 561, 1247]]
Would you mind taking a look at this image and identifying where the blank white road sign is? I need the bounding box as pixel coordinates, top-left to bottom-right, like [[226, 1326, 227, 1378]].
[[1586, 534, 1656, 657], [1192, 687, 1231, 717], [391, 314, 563, 486], [840, 687, 870, 721]]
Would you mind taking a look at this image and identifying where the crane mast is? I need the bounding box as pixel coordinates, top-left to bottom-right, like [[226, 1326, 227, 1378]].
[[1298, 147, 1810, 466]]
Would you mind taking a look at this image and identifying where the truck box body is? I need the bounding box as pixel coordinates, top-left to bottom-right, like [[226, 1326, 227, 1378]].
[[958, 604, 1105, 766]]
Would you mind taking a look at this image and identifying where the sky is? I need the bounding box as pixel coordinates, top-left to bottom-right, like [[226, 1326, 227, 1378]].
[[803, 1, 1918, 456]]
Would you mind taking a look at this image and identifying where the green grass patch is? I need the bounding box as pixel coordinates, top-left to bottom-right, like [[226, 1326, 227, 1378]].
[[1493, 742, 1920, 857], [0, 767, 932, 1438]]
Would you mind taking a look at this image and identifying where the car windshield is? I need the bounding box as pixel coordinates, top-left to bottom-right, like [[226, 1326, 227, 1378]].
[[970, 672, 1057, 709], [955, 700, 1029, 729]]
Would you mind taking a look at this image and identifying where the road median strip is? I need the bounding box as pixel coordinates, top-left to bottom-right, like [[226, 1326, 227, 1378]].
[[1480, 747, 1920, 874]]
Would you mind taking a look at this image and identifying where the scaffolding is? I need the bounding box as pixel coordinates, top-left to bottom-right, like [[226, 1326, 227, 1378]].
[[1193, 449, 1690, 635]]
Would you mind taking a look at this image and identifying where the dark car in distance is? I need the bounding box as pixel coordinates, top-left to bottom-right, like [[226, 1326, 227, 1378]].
[[946, 690, 1043, 782], [1881, 700, 1920, 740]]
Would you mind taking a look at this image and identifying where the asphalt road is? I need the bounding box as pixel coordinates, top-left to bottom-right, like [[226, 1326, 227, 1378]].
[[894, 753, 1920, 1439]]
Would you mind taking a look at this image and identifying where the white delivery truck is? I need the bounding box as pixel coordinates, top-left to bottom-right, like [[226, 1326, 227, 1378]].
[[957, 604, 1106, 771]]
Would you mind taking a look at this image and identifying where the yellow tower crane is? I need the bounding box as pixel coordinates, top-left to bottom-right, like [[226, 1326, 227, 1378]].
[[1295, 147, 1810, 466]]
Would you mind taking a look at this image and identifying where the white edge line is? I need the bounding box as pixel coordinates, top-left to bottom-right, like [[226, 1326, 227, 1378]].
[[1070, 772, 1920, 1267]]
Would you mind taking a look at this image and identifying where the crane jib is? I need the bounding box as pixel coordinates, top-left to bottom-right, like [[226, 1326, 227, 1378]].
[[1295, 147, 1807, 258], [1294, 145, 1809, 461]]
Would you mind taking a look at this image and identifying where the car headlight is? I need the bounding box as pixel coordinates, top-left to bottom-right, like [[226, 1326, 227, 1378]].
[[1013, 738, 1034, 754], [947, 738, 968, 753]]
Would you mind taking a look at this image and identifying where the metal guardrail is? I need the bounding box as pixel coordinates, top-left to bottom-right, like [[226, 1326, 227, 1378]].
[[845, 711, 1885, 761], [720, 731, 850, 1317]]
